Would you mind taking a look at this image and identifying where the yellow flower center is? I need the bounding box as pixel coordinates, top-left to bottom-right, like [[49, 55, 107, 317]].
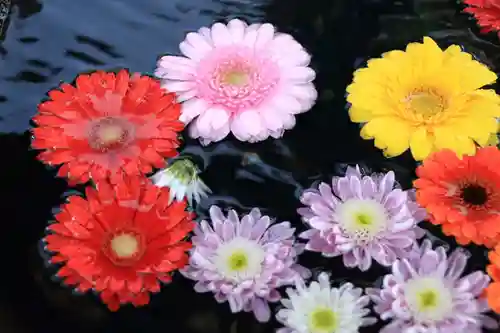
[[222, 71, 248, 86], [406, 90, 445, 117], [404, 276, 454, 322], [354, 212, 372, 226], [110, 233, 139, 259], [418, 290, 438, 309], [309, 308, 337, 333], [98, 124, 124, 144], [88, 117, 132, 152], [227, 250, 249, 271]]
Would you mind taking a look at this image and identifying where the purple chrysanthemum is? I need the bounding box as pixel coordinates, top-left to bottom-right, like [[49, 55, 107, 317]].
[[298, 165, 427, 271], [181, 205, 310, 322], [366, 240, 498, 333]]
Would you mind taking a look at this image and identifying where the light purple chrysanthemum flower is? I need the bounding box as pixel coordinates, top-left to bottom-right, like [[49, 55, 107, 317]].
[[298, 165, 427, 271], [366, 239, 498, 333], [181, 205, 311, 322]]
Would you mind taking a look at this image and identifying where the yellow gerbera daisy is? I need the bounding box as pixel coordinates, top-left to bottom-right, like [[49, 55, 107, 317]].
[[347, 36, 500, 160]]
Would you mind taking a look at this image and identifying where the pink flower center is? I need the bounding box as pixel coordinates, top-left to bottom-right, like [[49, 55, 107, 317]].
[[196, 46, 280, 113], [87, 117, 135, 152]]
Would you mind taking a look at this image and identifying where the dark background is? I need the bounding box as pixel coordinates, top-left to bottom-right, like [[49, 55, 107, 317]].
[[0, 0, 499, 332]]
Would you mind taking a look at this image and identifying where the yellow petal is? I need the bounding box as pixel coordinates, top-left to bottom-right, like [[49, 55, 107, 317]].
[[409, 127, 433, 160], [405, 37, 443, 76], [443, 45, 497, 92], [452, 116, 497, 146], [433, 126, 476, 157], [348, 106, 375, 122], [360, 117, 412, 157], [465, 90, 500, 117]]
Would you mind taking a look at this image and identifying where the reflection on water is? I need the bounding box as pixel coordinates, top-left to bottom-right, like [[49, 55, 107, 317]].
[[0, 0, 498, 332]]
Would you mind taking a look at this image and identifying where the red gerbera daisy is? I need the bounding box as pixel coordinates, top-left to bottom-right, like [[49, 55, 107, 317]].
[[486, 244, 500, 313], [463, 0, 500, 35], [32, 70, 184, 185], [44, 176, 195, 310], [414, 147, 500, 247]]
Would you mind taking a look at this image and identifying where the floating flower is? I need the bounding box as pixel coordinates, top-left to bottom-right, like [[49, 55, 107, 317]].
[[463, 0, 500, 36], [486, 244, 500, 313], [366, 240, 497, 333], [181, 206, 310, 322], [156, 18, 317, 144], [44, 176, 195, 310], [32, 70, 184, 184], [276, 272, 376, 333], [298, 165, 426, 271], [346, 36, 500, 160], [414, 147, 500, 247], [151, 158, 211, 206]]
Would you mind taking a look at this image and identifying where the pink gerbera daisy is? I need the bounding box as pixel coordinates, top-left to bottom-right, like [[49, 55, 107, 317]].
[[155, 19, 317, 144]]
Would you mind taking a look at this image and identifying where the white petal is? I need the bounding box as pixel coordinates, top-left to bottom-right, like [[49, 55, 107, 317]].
[[284, 67, 316, 83], [227, 19, 247, 43], [157, 55, 196, 71], [179, 40, 205, 61], [211, 22, 232, 47], [255, 23, 276, 50], [161, 80, 195, 93], [185, 32, 214, 56], [179, 98, 209, 124], [231, 110, 267, 142]]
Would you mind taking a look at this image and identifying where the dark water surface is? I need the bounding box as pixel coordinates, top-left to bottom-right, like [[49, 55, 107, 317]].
[[1, 0, 500, 332]]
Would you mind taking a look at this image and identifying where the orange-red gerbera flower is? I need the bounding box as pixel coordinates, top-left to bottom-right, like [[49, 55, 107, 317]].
[[486, 244, 500, 313], [414, 147, 500, 247], [32, 70, 184, 185], [463, 0, 500, 36], [44, 176, 195, 310]]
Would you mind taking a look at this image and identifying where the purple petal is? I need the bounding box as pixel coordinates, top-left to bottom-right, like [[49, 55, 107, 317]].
[[297, 207, 315, 220], [222, 219, 235, 241], [335, 177, 352, 201], [239, 214, 254, 238], [228, 294, 244, 313], [361, 176, 377, 198], [384, 189, 406, 210], [378, 171, 395, 197], [308, 216, 333, 230], [263, 222, 295, 242], [250, 216, 271, 240], [318, 182, 338, 208], [418, 249, 440, 275], [349, 175, 363, 198], [342, 251, 358, 268], [249, 208, 262, 221], [446, 248, 468, 280], [252, 297, 271, 322], [209, 205, 226, 223]]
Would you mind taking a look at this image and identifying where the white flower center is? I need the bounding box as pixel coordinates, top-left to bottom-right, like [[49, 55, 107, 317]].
[[403, 276, 454, 322], [336, 199, 388, 242], [110, 233, 139, 258], [213, 237, 265, 282], [308, 307, 338, 333]]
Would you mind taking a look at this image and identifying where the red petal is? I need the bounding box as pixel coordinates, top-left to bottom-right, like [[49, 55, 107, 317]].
[[131, 292, 150, 307], [127, 277, 143, 294]]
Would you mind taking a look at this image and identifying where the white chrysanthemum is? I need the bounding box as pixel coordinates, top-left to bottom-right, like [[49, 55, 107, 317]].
[[151, 158, 211, 205], [276, 272, 376, 333]]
